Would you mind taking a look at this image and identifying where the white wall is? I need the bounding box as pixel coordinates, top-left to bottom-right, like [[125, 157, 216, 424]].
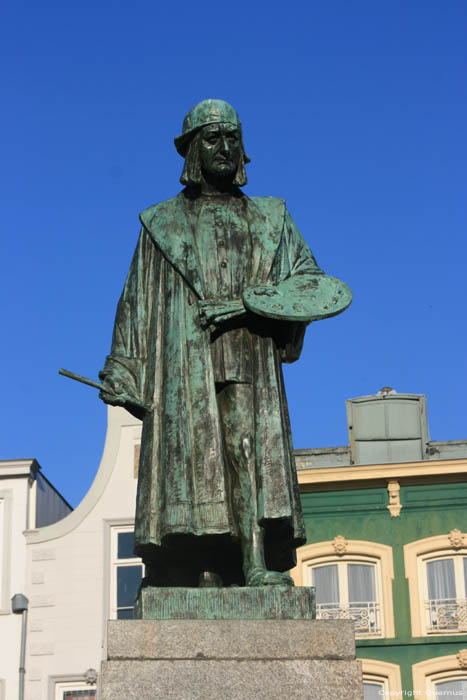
[[0, 461, 36, 700], [24, 407, 141, 700]]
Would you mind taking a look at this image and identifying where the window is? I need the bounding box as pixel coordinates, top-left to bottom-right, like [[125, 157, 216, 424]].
[[433, 678, 467, 698], [363, 679, 387, 699], [54, 681, 96, 700], [424, 555, 467, 634], [404, 533, 467, 637], [361, 659, 402, 699], [413, 654, 467, 698], [291, 539, 395, 638], [311, 559, 381, 636], [110, 527, 143, 619]]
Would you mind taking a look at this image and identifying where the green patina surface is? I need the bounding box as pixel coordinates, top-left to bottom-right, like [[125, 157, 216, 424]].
[[136, 585, 316, 620], [301, 480, 467, 691], [99, 99, 351, 600]]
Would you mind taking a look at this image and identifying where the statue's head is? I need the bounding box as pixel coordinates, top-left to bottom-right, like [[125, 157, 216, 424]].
[[174, 99, 250, 187]]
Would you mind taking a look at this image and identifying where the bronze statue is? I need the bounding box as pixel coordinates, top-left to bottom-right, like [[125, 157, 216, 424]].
[[98, 99, 351, 589]]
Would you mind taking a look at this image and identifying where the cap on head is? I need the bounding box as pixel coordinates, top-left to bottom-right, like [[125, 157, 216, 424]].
[[174, 99, 241, 157]]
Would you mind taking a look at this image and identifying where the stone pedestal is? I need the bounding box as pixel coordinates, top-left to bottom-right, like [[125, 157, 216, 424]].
[[99, 618, 363, 700]]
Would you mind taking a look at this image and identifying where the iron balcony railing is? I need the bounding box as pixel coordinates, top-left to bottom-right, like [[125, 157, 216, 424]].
[[316, 601, 381, 636], [426, 598, 467, 633]]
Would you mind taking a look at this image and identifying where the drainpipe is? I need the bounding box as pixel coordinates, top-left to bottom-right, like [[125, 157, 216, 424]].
[[11, 594, 29, 700]]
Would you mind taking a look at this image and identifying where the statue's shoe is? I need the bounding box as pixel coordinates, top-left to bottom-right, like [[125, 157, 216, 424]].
[[245, 567, 294, 587], [198, 571, 223, 588]]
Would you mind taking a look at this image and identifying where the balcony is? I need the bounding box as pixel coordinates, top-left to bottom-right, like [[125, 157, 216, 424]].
[[426, 598, 467, 633], [316, 601, 381, 636]]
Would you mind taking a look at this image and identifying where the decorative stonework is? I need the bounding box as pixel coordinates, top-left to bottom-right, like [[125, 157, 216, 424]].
[[29, 617, 44, 632], [84, 668, 99, 684], [332, 535, 348, 555], [387, 480, 402, 517], [29, 641, 54, 656], [28, 667, 42, 681], [32, 548, 56, 561], [448, 529, 465, 549], [457, 650, 467, 669], [30, 594, 55, 608], [31, 571, 45, 584]]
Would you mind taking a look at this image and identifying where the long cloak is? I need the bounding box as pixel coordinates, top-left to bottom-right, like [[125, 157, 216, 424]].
[[100, 191, 322, 579]]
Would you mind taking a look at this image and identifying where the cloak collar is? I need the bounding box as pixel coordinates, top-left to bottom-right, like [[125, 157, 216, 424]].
[[139, 192, 286, 299]]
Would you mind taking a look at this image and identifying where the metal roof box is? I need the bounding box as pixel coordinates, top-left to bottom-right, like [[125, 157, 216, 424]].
[[346, 390, 429, 465]]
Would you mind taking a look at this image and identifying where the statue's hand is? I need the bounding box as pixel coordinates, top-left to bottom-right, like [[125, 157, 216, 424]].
[[250, 287, 278, 298], [198, 299, 246, 328], [99, 378, 150, 412]]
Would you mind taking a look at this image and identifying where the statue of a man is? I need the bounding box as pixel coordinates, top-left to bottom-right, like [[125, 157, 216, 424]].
[[99, 99, 350, 588]]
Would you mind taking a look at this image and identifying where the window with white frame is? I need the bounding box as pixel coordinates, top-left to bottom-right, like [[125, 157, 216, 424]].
[[54, 681, 96, 699], [427, 673, 467, 699], [421, 553, 467, 634], [413, 654, 467, 697], [361, 660, 402, 699], [363, 676, 388, 700], [110, 526, 143, 619], [307, 556, 383, 637], [293, 540, 395, 638]]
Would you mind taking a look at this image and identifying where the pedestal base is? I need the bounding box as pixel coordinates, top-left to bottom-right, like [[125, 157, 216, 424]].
[[136, 584, 316, 619], [99, 619, 363, 700]]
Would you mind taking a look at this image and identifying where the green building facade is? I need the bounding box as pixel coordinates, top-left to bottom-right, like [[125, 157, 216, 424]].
[[294, 390, 467, 699]]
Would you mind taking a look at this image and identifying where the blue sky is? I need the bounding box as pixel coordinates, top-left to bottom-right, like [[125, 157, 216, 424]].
[[1, 1, 466, 507]]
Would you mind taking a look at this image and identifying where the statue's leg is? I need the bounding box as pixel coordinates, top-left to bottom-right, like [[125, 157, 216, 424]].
[[216, 382, 293, 587]]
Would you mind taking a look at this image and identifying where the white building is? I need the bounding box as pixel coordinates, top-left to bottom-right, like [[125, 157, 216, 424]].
[[0, 458, 71, 700], [20, 407, 141, 700]]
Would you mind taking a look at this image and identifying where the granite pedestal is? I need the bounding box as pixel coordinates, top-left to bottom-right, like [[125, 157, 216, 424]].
[[99, 587, 363, 700]]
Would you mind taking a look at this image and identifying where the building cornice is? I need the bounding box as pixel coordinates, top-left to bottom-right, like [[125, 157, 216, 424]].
[[0, 459, 40, 478], [297, 458, 467, 492]]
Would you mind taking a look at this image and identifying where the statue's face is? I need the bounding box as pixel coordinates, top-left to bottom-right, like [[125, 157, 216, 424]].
[[199, 122, 241, 178]]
